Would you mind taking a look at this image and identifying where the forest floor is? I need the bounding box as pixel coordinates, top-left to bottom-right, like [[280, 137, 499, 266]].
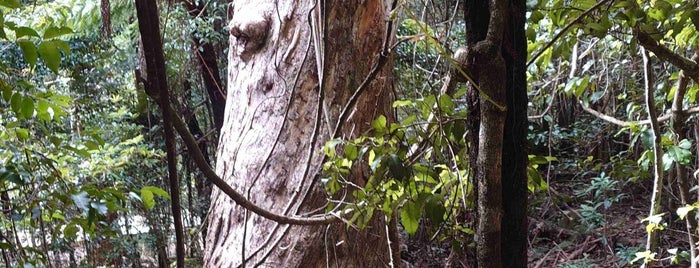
[[403, 172, 693, 267]]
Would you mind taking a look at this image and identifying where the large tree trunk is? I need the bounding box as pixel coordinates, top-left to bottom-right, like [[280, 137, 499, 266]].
[[465, 0, 528, 267], [204, 1, 395, 267]]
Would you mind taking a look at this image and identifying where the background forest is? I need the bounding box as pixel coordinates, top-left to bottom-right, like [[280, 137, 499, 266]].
[[0, 0, 698, 267]]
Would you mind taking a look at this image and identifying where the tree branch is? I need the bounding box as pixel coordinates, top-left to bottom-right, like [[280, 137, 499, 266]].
[[635, 29, 699, 83], [165, 100, 340, 225], [579, 100, 699, 127]]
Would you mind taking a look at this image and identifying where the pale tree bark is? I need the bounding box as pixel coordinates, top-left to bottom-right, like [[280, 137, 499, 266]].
[[204, 1, 396, 267], [641, 46, 664, 256]]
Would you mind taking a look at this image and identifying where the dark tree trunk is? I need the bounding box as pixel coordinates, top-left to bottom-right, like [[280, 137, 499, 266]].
[[500, 0, 529, 267], [465, 0, 528, 267], [184, 1, 227, 133], [134, 0, 186, 266], [100, 0, 111, 38]]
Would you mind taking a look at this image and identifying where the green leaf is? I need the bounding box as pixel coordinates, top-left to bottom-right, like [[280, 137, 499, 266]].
[[2, 84, 11, 102], [141, 188, 155, 210], [0, 0, 19, 8], [666, 145, 692, 166], [51, 210, 65, 220], [143, 186, 170, 199], [14, 26, 39, 38], [43, 26, 73, 39], [345, 143, 358, 161], [85, 140, 100, 150], [438, 94, 454, 113], [16, 128, 28, 141], [36, 99, 51, 121], [17, 40, 37, 66], [21, 96, 34, 118], [400, 200, 421, 235], [38, 40, 63, 73], [424, 198, 446, 224], [387, 154, 408, 182], [392, 99, 413, 108], [372, 115, 387, 134], [63, 223, 79, 240], [10, 93, 21, 115]]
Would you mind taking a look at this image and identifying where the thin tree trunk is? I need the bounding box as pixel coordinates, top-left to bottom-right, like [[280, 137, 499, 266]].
[[134, 0, 185, 266], [672, 51, 699, 268], [642, 46, 664, 257], [100, 0, 112, 38], [204, 1, 396, 266]]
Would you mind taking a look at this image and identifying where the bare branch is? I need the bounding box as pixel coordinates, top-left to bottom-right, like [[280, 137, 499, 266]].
[[635, 29, 699, 83]]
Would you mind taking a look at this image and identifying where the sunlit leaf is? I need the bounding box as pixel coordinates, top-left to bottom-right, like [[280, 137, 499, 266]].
[[141, 188, 155, 210], [345, 143, 358, 160], [43, 26, 73, 39], [400, 200, 421, 235], [15, 128, 28, 141], [372, 115, 387, 134], [677, 205, 695, 220]]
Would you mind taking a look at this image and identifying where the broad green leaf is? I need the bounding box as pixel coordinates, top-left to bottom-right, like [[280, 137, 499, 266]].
[[387, 154, 408, 182], [1, 83, 11, 101], [0, 168, 21, 184], [392, 99, 413, 108], [51, 210, 65, 220], [438, 94, 454, 113], [345, 143, 358, 160], [39, 41, 61, 73], [10, 92, 21, 115], [0, 0, 19, 8], [372, 115, 387, 134], [17, 40, 37, 66], [425, 198, 446, 224], [43, 26, 73, 39], [21, 96, 34, 118], [63, 223, 79, 240], [666, 144, 692, 166], [85, 140, 100, 150], [36, 99, 50, 121], [14, 26, 39, 38], [143, 186, 170, 199], [141, 188, 155, 210], [400, 200, 421, 235]]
